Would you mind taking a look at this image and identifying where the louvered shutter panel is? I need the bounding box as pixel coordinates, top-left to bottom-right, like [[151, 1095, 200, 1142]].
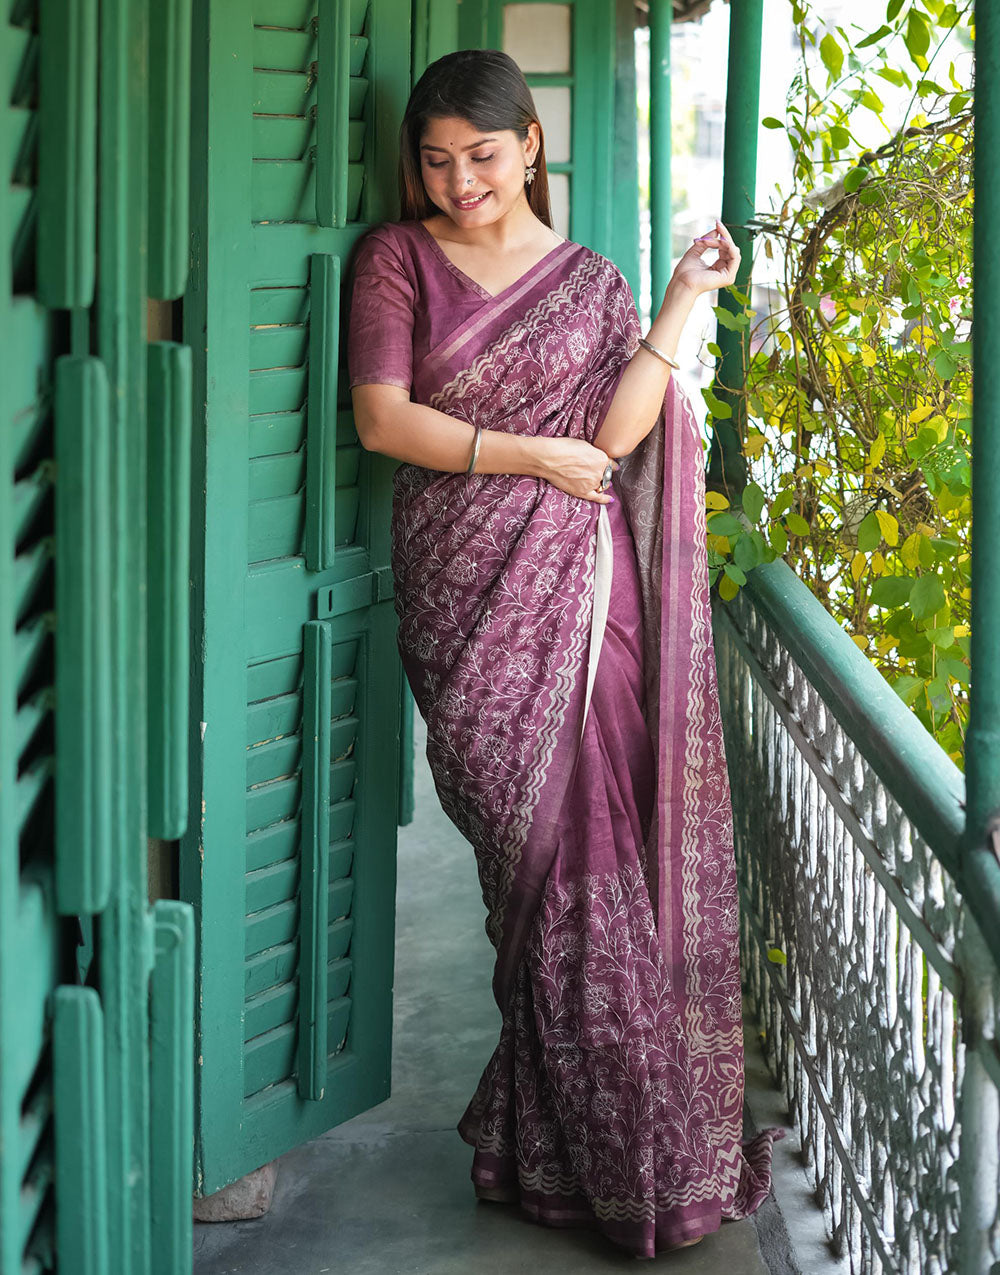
[[1, 9, 101, 1272], [183, 0, 410, 1194], [2, 3, 197, 1273]]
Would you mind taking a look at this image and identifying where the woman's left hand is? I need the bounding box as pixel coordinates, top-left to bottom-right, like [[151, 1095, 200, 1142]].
[[669, 217, 741, 298]]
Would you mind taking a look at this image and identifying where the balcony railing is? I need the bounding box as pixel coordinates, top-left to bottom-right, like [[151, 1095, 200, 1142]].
[[713, 561, 1000, 1275]]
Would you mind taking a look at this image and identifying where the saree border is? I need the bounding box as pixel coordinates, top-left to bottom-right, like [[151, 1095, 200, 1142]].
[[423, 239, 582, 373]]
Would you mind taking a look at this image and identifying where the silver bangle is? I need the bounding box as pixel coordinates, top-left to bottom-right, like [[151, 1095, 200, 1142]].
[[466, 425, 483, 474], [637, 336, 681, 371]]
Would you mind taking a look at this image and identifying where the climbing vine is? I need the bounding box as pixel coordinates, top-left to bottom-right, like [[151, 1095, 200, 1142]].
[[706, 0, 974, 763]]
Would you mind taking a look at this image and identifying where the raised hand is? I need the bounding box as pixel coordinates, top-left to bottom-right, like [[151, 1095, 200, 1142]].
[[669, 217, 742, 298]]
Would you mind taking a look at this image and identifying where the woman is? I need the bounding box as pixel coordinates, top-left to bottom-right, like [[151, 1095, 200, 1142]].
[[347, 48, 783, 1260]]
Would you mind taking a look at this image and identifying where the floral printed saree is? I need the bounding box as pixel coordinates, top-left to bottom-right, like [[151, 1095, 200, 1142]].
[[347, 219, 783, 1258]]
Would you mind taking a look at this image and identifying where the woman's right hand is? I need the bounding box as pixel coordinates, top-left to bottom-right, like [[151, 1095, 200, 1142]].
[[534, 436, 619, 504]]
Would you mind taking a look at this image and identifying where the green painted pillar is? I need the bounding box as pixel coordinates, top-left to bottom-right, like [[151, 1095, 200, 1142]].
[[706, 0, 763, 495], [963, 0, 1000, 927], [648, 0, 671, 308], [954, 10, 1000, 1271]]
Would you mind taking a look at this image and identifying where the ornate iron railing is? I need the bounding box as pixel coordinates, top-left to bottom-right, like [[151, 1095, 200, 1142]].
[[713, 560, 1000, 1275]]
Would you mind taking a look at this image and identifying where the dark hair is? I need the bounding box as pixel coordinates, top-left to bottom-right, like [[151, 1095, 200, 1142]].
[[398, 49, 553, 227]]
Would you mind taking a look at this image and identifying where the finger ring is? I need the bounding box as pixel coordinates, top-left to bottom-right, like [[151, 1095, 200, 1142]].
[[600, 461, 614, 491]]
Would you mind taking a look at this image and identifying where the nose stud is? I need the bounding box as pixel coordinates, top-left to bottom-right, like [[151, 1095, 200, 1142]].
[[466, 178, 474, 186]]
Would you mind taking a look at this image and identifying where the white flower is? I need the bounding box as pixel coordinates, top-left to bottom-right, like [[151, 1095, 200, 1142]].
[[503, 651, 535, 688], [567, 330, 589, 364], [414, 630, 439, 661], [591, 1089, 618, 1119], [448, 553, 478, 584], [583, 983, 614, 1015], [438, 686, 465, 718], [477, 732, 506, 764], [532, 564, 560, 599]]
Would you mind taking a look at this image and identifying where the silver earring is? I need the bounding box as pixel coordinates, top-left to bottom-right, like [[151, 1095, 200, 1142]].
[[524, 164, 537, 185]]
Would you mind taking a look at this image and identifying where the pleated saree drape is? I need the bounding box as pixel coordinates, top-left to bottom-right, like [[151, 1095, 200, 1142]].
[[347, 220, 783, 1258]]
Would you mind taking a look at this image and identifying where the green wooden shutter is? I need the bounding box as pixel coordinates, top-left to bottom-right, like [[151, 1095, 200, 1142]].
[[2, 9, 103, 1272], [183, 0, 410, 1195], [456, 0, 639, 292], [3, 2, 197, 1273]]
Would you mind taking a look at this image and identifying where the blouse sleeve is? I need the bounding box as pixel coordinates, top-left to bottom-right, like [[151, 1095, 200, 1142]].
[[347, 227, 416, 392]]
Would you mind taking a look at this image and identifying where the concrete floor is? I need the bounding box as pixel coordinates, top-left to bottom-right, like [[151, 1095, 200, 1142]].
[[194, 717, 846, 1275]]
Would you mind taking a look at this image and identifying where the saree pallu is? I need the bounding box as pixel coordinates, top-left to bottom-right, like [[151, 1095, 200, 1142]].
[[380, 233, 783, 1257]]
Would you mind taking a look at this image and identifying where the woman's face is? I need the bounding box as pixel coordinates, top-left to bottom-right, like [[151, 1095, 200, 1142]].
[[418, 114, 539, 227]]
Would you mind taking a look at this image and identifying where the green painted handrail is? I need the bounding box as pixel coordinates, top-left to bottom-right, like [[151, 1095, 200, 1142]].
[[744, 559, 965, 866], [305, 254, 340, 572], [37, 0, 96, 308], [315, 0, 351, 227], [148, 0, 193, 299], [55, 357, 112, 915], [299, 621, 332, 1101], [147, 343, 192, 841], [740, 559, 1000, 976]]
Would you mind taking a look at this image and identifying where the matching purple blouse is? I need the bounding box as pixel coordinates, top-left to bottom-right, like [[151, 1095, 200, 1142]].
[[347, 219, 581, 407]]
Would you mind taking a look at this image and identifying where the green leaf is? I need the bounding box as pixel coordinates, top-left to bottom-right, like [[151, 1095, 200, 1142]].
[[820, 32, 844, 80], [742, 482, 766, 523], [770, 523, 788, 555], [766, 946, 787, 966], [762, 116, 784, 129], [858, 88, 884, 113], [723, 563, 747, 585], [829, 124, 851, 149], [701, 388, 733, 419], [939, 656, 970, 686], [892, 673, 924, 706], [844, 166, 870, 194], [857, 510, 882, 552], [714, 306, 749, 332], [856, 23, 892, 48], [927, 677, 951, 711], [899, 630, 931, 659], [785, 512, 810, 536], [870, 576, 914, 607], [905, 9, 930, 60], [706, 341, 723, 358], [909, 574, 945, 621], [934, 350, 958, 380], [877, 67, 910, 88], [707, 511, 743, 536], [886, 0, 904, 19], [734, 535, 761, 572], [926, 626, 954, 649], [800, 290, 820, 309]]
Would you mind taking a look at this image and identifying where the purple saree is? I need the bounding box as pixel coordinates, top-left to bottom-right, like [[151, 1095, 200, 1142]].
[[347, 219, 783, 1258]]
